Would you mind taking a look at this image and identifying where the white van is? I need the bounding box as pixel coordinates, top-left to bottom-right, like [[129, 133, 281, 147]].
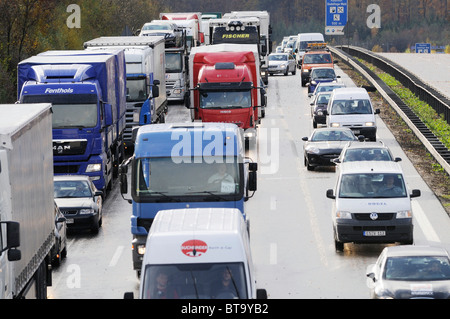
[[326, 161, 421, 252], [295, 32, 324, 67], [134, 207, 267, 299], [326, 87, 380, 141]]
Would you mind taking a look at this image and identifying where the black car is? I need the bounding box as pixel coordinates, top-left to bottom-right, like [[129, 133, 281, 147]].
[[302, 128, 358, 171], [51, 201, 67, 266], [310, 92, 332, 128]]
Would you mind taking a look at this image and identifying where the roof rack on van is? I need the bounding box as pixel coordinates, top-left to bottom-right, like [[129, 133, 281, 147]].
[[306, 42, 329, 51]]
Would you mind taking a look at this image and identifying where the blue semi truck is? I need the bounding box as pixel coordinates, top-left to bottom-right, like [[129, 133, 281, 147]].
[[17, 51, 126, 193], [119, 122, 257, 274]]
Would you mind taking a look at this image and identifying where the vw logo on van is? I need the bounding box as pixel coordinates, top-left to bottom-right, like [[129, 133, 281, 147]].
[[370, 212, 379, 220]]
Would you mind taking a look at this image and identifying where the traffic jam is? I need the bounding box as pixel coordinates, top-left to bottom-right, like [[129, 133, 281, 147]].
[[1, 9, 449, 301]]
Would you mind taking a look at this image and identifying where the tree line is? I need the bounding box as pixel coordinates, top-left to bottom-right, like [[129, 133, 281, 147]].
[[0, 0, 448, 103]]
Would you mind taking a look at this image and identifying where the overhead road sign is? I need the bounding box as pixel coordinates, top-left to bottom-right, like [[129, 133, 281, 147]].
[[325, 0, 348, 35]]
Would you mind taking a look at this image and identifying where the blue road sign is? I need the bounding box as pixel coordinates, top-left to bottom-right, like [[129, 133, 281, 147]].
[[325, 0, 348, 35], [415, 43, 431, 53]]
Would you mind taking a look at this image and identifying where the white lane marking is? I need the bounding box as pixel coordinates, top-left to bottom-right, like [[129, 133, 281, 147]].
[[109, 245, 125, 267], [412, 201, 441, 243]]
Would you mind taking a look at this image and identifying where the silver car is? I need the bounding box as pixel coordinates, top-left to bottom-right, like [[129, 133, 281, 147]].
[[268, 53, 296, 76], [366, 245, 450, 299]]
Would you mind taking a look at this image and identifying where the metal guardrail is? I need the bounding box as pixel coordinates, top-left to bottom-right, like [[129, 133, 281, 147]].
[[330, 45, 450, 176]]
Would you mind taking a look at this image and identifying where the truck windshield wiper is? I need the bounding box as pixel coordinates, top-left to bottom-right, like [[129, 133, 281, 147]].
[[186, 191, 229, 201], [147, 191, 181, 202]]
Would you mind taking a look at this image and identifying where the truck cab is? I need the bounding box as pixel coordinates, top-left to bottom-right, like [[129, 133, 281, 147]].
[[119, 122, 257, 273]]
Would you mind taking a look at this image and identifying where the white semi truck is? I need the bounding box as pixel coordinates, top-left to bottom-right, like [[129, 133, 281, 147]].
[[0, 103, 55, 298], [84, 36, 168, 149]]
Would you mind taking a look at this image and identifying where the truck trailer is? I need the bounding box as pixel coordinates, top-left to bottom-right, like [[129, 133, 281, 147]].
[[83, 36, 168, 150], [17, 51, 127, 193], [119, 122, 257, 274], [187, 44, 263, 143], [0, 103, 54, 298]]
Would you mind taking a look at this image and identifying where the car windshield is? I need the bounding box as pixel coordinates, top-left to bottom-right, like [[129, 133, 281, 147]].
[[339, 173, 407, 198], [331, 99, 372, 115], [343, 148, 393, 162], [315, 93, 331, 105], [311, 130, 355, 141], [141, 263, 248, 299], [303, 53, 332, 64], [269, 54, 287, 61], [54, 180, 92, 198], [384, 256, 450, 281], [315, 85, 345, 93], [311, 69, 336, 79], [143, 24, 171, 31]]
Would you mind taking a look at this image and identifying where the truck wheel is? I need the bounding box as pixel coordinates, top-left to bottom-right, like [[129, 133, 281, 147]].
[[335, 240, 344, 252]]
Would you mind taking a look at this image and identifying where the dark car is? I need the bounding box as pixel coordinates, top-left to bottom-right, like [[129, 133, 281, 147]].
[[54, 175, 103, 233], [302, 128, 357, 171], [366, 245, 450, 299], [307, 67, 340, 93], [310, 92, 332, 128], [51, 200, 67, 266]]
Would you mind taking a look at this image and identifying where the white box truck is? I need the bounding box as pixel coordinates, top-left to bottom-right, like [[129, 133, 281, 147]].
[[84, 36, 168, 148], [0, 103, 55, 298], [295, 32, 325, 67], [125, 207, 267, 299]]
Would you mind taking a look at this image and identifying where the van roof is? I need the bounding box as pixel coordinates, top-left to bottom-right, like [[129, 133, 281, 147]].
[[143, 208, 247, 264], [340, 161, 403, 175], [332, 87, 370, 99]]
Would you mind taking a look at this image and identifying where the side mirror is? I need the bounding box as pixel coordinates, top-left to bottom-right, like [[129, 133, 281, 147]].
[[248, 171, 257, 192], [104, 103, 113, 126], [374, 109, 380, 114], [394, 157, 402, 162], [249, 162, 258, 172], [152, 85, 159, 99], [326, 189, 335, 199], [410, 189, 421, 198], [302, 136, 308, 141], [256, 289, 268, 299]]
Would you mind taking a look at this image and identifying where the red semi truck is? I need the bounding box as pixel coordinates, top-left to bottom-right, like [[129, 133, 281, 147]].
[[187, 44, 264, 143]]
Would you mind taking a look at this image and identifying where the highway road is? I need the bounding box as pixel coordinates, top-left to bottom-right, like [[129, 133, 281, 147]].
[[47, 63, 450, 299]]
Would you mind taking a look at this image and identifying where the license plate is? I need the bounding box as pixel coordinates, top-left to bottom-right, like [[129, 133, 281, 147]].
[[364, 230, 385, 236], [66, 218, 74, 224]]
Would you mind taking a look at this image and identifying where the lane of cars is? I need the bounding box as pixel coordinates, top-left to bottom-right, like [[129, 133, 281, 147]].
[[273, 36, 450, 298]]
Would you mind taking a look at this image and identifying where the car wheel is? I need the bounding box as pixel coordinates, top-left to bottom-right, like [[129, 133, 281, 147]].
[[292, 67, 296, 75], [304, 156, 314, 171], [313, 119, 317, 128]]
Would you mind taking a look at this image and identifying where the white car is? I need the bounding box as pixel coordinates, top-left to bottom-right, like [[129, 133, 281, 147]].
[[54, 175, 103, 233], [366, 245, 450, 299], [268, 53, 296, 76]]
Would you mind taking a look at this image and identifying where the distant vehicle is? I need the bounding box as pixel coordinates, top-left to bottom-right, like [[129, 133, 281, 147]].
[[295, 32, 325, 67], [307, 67, 340, 93], [334, 140, 401, 164], [302, 127, 357, 171], [268, 53, 296, 76], [54, 175, 104, 233], [326, 87, 380, 141], [310, 92, 332, 128], [139, 20, 182, 47], [308, 81, 346, 98], [300, 43, 336, 86], [366, 245, 450, 299], [51, 201, 67, 266]]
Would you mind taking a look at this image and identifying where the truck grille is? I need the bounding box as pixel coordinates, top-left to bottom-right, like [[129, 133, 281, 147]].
[[354, 213, 395, 221], [53, 140, 87, 156]]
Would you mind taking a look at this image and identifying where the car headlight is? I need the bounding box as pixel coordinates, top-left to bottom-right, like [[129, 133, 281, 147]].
[[80, 208, 94, 215], [306, 147, 321, 154], [136, 244, 146, 255], [365, 122, 375, 127], [330, 123, 340, 128], [86, 163, 102, 172], [336, 211, 352, 219], [396, 210, 412, 219], [311, 81, 317, 85]]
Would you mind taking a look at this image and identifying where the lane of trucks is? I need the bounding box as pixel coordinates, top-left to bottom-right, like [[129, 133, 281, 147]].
[[1, 10, 272, 299]]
